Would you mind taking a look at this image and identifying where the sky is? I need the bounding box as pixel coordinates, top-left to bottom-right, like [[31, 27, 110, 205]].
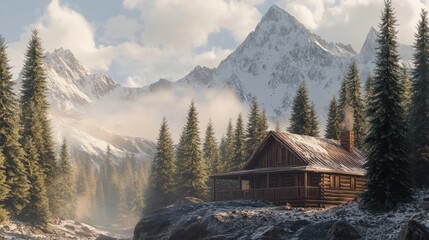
[[1, 0, 429, 87]]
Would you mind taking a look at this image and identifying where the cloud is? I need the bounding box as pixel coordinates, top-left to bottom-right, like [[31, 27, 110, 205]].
[[87, 87, 247, 141], [102, 15, 142, 42], [8, 0, 116, 75], [123, 0, 263, 50], [7, 0, 239, 86], [279, 0, 425, 51]]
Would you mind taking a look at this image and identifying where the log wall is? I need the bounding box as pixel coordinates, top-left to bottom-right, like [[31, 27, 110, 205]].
[[320, 173, 366, 204]]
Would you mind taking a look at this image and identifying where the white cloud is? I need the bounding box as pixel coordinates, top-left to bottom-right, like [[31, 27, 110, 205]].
[[279, 0, 425, 51], [7, 0, 239, 86], [90, 87, 247, 141], [102, 15, 142, 42], [123, 0, 262, 50], [8, 0, 116, 75]]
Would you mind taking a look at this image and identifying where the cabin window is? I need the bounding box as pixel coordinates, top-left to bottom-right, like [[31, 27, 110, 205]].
[[330, 175, 340, 189]]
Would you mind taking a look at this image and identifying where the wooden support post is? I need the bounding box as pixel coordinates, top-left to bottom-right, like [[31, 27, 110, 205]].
[[213, 178, 216, 201], [304, 172, 308, 199]]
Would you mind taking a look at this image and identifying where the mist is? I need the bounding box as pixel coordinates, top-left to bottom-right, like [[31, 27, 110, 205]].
[[88, 87, 248, 142]]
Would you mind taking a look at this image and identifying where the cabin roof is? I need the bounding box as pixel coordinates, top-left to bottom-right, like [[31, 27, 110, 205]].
[[240, 131, 365, 175]]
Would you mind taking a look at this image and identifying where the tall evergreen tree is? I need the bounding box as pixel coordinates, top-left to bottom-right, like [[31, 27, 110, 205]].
[[363, 0, 412, 211], [258, 109, 269, 142], [0, 36, 29, 216], [365, 75, 375, 102], [145, 118, 176, 213], [245, 97, 262, 158], [309, 104, 320, 137], [232, 114, 246, 170], [325, 97, 341, 140], [176, 102, 208, 199], [0, 152, 9, 222], [50, 140, 76, 219], [224, 119, 235, 171], [410, 9, 429, 187], [103, 146, 121, 219], [288, 83, 312, 135], [19, 30, 57, 217], [203, 120, 221, 174], [19, 137, 50, 226], [131, 164, 145, 216], [20, 29, 56, 181], [338, 77, 351, 112], [347, 61, 366, 149]]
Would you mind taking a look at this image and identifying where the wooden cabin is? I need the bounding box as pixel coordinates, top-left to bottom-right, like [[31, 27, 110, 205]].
[[210, 131, 366, 207]]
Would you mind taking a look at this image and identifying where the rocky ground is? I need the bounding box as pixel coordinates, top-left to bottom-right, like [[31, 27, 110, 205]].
[[134, 193, 429, 240], [0, 219, 132, 240]]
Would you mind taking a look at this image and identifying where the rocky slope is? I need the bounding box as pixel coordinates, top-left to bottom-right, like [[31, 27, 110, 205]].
[[133, 194, 429, 240], [0, 219, 131, 240]]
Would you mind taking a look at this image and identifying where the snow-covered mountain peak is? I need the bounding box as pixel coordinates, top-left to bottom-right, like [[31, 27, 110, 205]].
[[44, 48, 89, 82], [359, 27, 378, 64], [177, 65, 214, 87]]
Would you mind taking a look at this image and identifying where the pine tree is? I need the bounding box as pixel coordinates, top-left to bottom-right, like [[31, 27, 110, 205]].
[[288, 83, 312, 135], [309, 104, 320, 137], [145, 118, 176, 213], [258, 109, 269, 142], [203, 120, 221, 174], [362, 0, 412, 211], [224, 119, 235, 171], [20, 29, 56, 181], [102, 146, 121, 219], [131, 165, 145, 216], [176, 102, 208, 199], [19, 30, 57, 217], [339, 77, 351, 112], [245, 97, 262, 158], [0, 36, 30, 216], [0, 152, 9, 223], [19, 137, 50, 226], [232, 114, 246, 170], [219, 136, 227, 171], [410, 9, 429, 187], [347, 61, 366, 149], [50, 140, 76, 219], [325, 97, 341, 140], [365, 75, 375, 102]]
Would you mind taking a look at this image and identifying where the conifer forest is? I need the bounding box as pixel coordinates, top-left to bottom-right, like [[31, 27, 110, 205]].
[[1, 0, 429, 239]]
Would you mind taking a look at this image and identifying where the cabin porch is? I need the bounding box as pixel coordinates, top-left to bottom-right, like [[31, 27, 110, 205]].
[[212, 170, 322, 206]]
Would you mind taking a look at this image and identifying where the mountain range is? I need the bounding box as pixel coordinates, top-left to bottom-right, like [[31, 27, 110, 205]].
[[20, 5, 414, 165]]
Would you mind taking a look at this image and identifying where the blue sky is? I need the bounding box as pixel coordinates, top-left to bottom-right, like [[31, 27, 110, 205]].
[[1, 0, 427, 87]]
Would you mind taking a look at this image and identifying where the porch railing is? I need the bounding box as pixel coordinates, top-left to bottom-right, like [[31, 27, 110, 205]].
[[215, 186, 320, 201]]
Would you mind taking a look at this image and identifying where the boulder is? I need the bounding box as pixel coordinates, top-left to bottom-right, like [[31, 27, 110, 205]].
[[283, 203, 293, 210], [96, 234, 119, 240], [169, 223, 209, 240], [294, 220, 360, 240], [326, 221, 361, 240], [398, 219, 429, 240]]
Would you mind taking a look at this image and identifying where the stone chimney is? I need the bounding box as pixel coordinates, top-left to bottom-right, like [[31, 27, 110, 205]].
[[341, 130, 354, 152]]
